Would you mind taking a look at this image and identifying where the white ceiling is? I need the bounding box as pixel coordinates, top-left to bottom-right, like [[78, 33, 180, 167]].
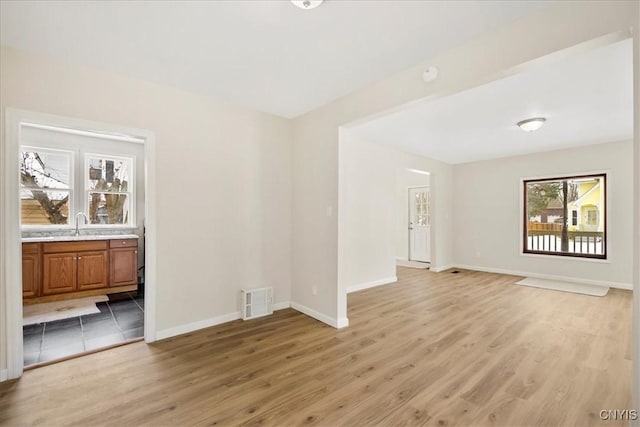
[[349, 39, 634, 164], [0, 1, 548, 118]]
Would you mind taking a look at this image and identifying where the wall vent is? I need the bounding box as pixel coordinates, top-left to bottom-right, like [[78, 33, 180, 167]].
[[241, 287, 273, 320]]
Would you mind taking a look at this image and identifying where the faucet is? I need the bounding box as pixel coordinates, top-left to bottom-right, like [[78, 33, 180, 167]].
[[74, 212, 88, 236]]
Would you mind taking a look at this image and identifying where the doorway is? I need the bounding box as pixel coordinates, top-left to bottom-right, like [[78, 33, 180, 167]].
[[3, 109, 158, 379], [408, 186, 431, 263], [19, 124, 146, 366]]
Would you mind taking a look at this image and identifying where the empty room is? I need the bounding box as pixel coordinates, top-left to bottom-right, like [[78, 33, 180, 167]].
[[0, 1, 639, 426]]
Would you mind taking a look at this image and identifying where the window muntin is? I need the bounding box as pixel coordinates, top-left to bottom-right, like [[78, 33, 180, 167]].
[[19, 147, 135, 228], [20, 147, 74, 226], [85, 154, 134, 226], [414, 190, 430, 226], [523, 174, 606, 259]]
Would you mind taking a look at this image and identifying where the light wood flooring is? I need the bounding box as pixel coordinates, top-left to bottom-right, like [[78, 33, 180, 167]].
[[0, 267, 632, 426]]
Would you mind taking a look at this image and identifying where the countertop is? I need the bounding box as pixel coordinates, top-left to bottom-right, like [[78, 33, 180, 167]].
[[22, 234, 139, 243]]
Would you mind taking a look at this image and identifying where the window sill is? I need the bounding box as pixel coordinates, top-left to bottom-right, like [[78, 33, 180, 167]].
[[520, 252, 611, 264]]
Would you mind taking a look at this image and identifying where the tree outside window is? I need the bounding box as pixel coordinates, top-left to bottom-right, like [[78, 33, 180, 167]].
[[523, 174, 606, 259]]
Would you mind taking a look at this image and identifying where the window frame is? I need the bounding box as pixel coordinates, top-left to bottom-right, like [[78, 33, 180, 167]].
[[522, 173, 607, 260], [19, 145, 75, 229], [19, 145, 136, 230], [83, 152, 136, 228]]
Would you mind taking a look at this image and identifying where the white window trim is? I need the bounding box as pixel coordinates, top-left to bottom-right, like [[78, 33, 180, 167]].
[[4, 107, 158, 381], [84, 152, 136, 228], [19, 145, 75, 230]]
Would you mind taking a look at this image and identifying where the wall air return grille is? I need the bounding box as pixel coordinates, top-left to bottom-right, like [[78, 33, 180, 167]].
[[241, 287, 273, 320]]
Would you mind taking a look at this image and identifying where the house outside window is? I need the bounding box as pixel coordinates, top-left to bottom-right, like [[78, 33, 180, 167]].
[[20, 147, 74, 226], [20, 146, 135, 228], [523, 173, 606, 259]]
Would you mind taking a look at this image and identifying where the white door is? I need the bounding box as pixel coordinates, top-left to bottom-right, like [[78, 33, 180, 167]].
[[409, 187, 431, 263]]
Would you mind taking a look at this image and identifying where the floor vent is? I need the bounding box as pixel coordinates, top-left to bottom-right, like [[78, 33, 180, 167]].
[[241, 287, 273, 320]]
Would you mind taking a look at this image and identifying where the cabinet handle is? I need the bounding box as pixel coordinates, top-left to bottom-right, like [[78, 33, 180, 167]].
[[78, 257, 82, 260], [134, 251, 138, 254], [122, 241, 126, 245]]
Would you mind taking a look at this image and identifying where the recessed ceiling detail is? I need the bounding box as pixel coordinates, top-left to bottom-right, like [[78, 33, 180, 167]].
[[349, 39, 633, 164]]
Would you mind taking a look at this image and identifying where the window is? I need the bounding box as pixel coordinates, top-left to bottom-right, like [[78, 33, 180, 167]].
[[19, 146, 135, 228], [414, 191, 430, 226], [86, 154, 134, 225], [20, 147, 73, 226], [523, 174, 606, 259]]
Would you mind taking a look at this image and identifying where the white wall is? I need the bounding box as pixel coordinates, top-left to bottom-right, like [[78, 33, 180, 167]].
[[453, 140, 634, 288], [338, 132, 445, 294], [339, 133, 397, 293], [0, 46, 292, 371], [1, 1, 638, 384], [291, 1, 639, 327], [395, 169, 430, 261], [632, 10, 640, 415]]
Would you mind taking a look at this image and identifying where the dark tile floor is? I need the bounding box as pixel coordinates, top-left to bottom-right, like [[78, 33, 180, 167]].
[[23, 292, 144, 366]]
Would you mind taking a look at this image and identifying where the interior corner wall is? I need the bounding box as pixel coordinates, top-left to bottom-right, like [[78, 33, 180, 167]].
[[0, 46, 293, 371], [338, 131, 452, 294], [290, 1, 639, 327], [452, 140, 634, 287]]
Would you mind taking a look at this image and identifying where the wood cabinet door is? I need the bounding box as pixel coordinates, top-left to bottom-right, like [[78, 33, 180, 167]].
[[110, 248, 137, 287], [22, 251, 41, 298], [77, 251, 109, 290], [43, 253, 76, 295]]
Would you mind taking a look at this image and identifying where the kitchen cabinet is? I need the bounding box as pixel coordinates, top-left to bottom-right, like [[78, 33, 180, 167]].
[[109, 239, 138, 287], [77, 251, 109, 290], [43, 252, 77, 295], [23, 237, 138, 299], [42, 240, 108, 295], [22, 243, 41, 298]]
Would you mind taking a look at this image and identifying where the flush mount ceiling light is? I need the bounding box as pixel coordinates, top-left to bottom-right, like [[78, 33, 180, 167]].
[[517, 117, 546, 132], [291, 0, 324, 10]]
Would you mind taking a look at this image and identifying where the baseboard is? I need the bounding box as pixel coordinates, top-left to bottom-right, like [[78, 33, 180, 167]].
[[453, 264, 632, 290], [156, 312, 241, 340], [0, 369, 8, 382], [272, 301, 291, 311], [430, 264, 455, 273], [337, 317, 349, 328], [347, 276, 397, 294], [396, 259, 430, 269], [156, 301, 292, 340], [290, 301, 348, 329]]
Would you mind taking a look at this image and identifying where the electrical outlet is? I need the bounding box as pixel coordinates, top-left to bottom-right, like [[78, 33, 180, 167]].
[[311, 286, 317, 296]]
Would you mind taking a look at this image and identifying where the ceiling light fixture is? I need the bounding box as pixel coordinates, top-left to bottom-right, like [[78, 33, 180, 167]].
[[517, 117, 546, 132], [291, 0, 324, 10]]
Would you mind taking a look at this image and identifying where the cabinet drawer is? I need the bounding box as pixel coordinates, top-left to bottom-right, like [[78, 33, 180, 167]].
[[44, 240, 108, 253], [109, 238, 138, 248], [22, 242, 41, 254]]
